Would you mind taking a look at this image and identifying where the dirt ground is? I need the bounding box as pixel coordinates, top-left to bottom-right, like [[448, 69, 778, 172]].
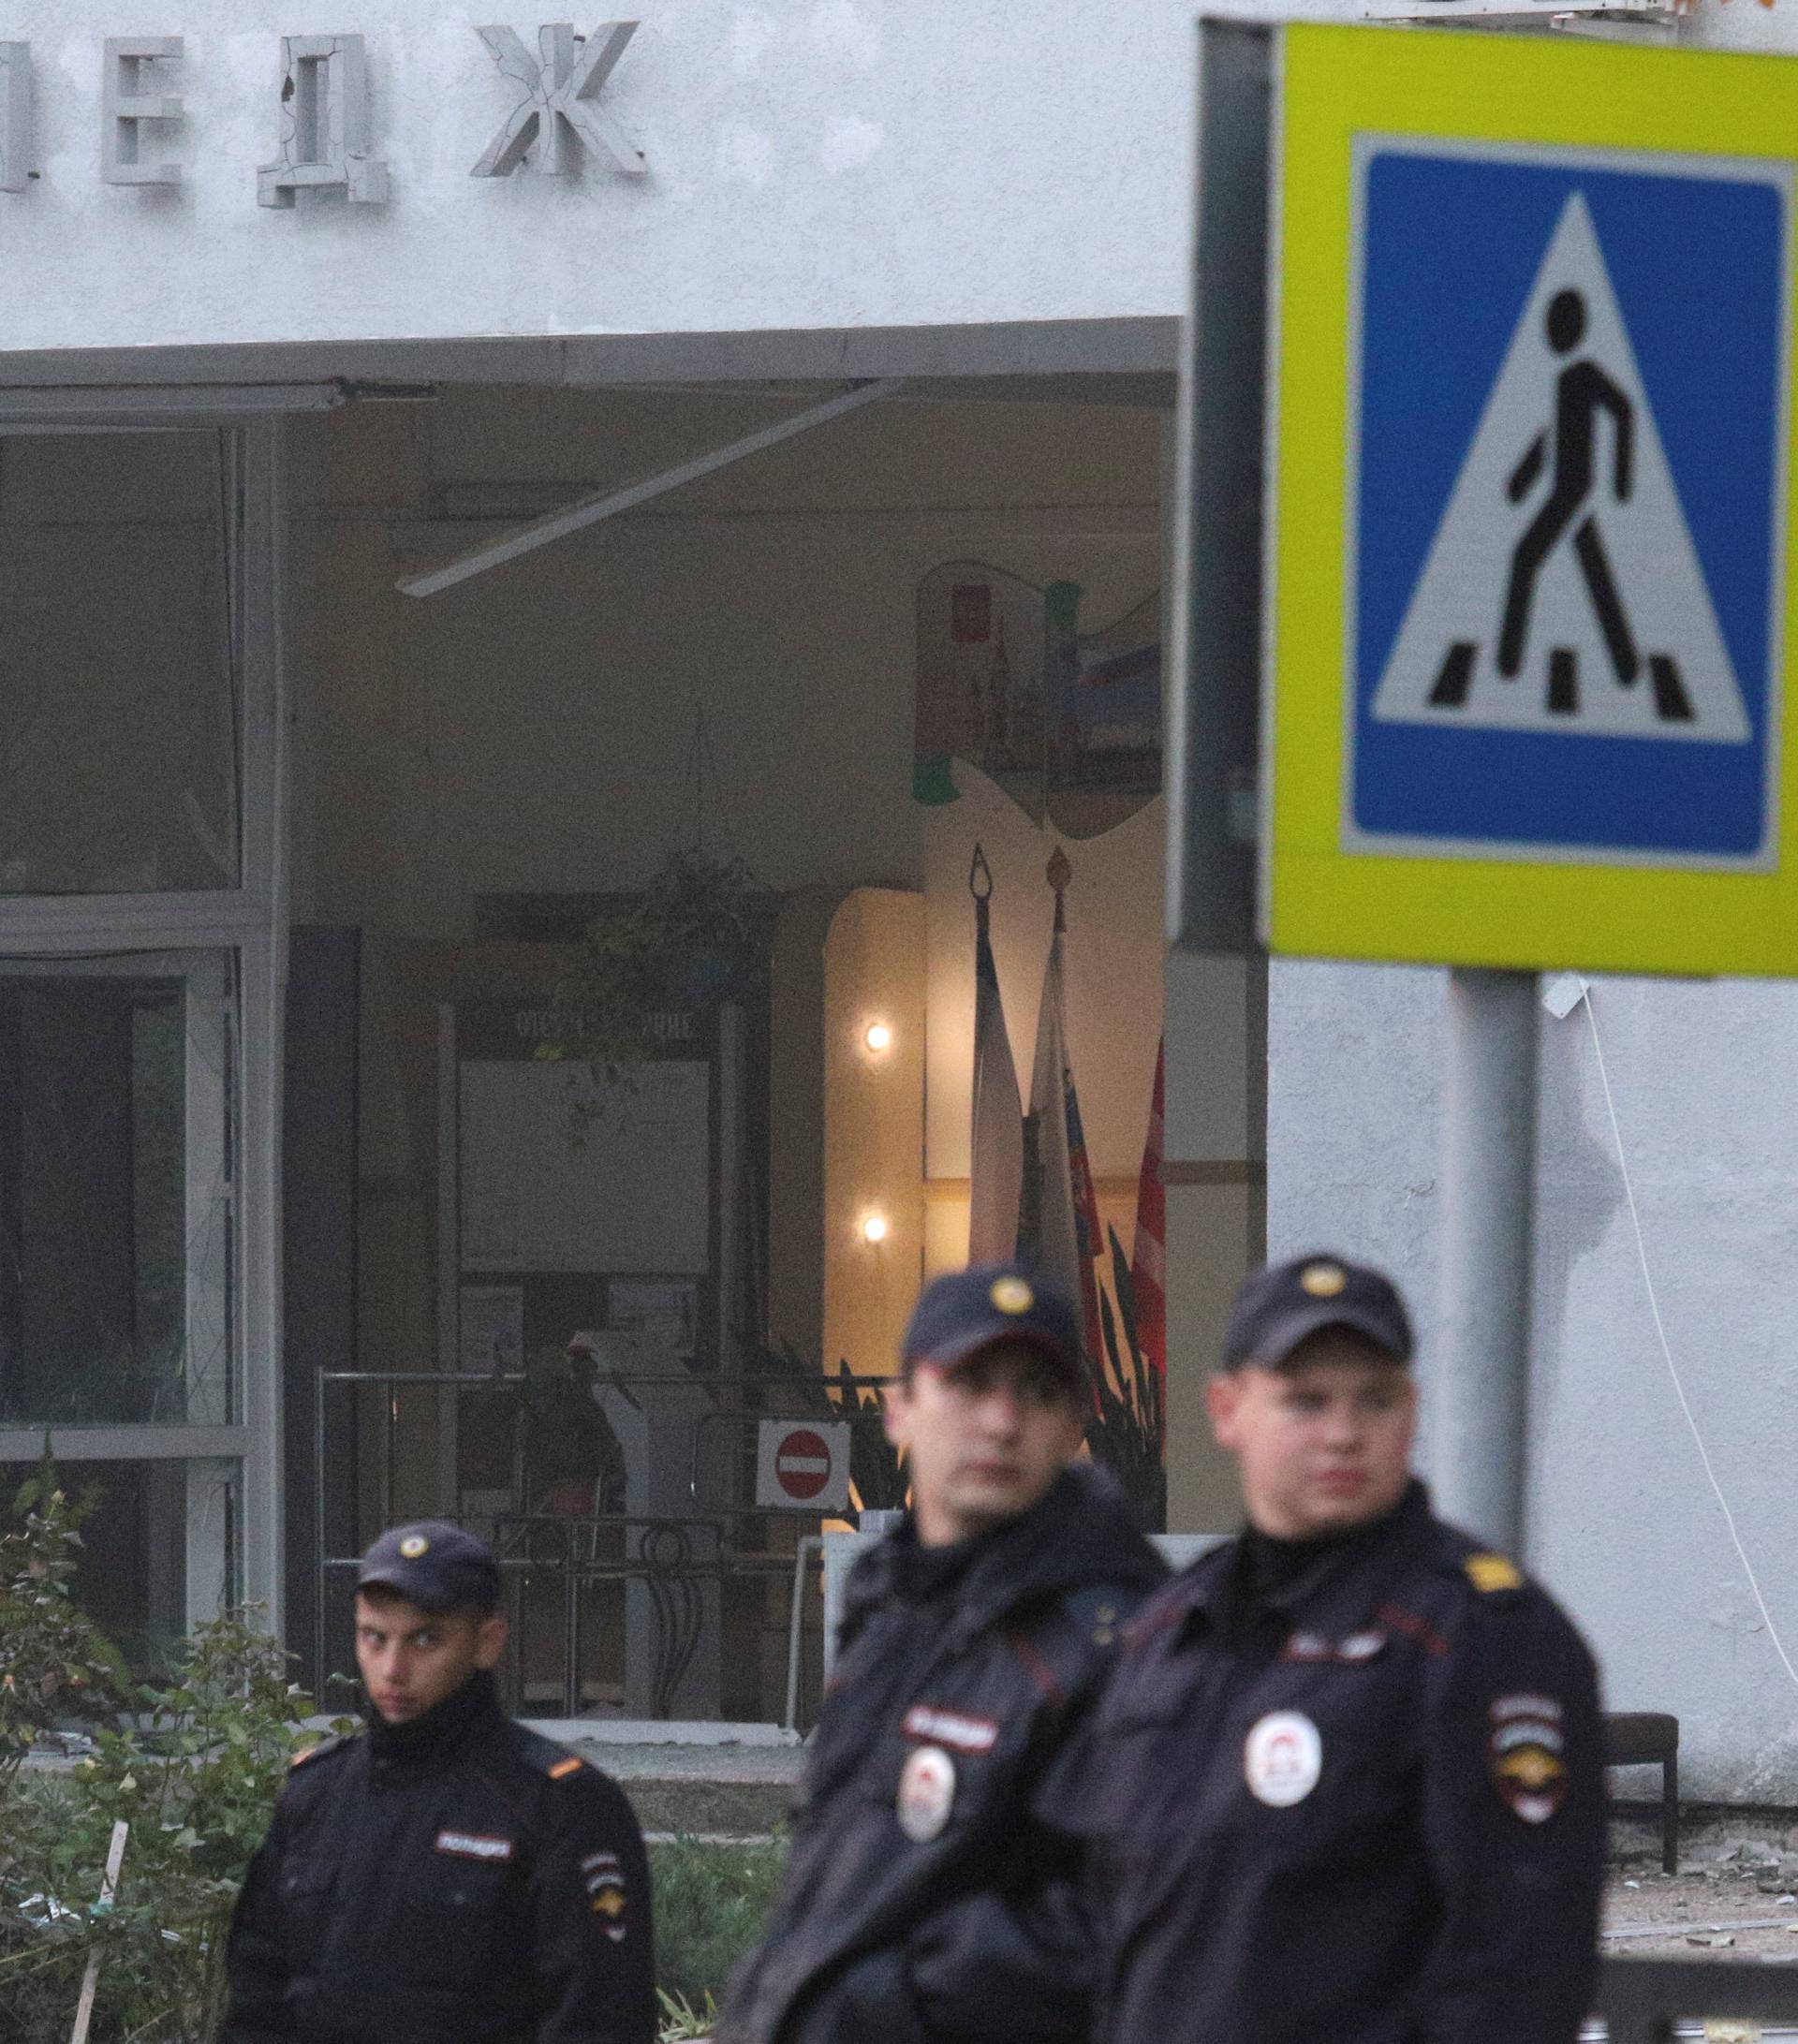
[[1607, 1817, 1798, 1961]]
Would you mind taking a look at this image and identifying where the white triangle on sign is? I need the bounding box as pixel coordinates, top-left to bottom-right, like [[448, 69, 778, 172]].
[[1368, 191, 1751, 744]]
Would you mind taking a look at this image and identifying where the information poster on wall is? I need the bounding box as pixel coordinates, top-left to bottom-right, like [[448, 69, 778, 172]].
[[459, 1056, 710, 1275]]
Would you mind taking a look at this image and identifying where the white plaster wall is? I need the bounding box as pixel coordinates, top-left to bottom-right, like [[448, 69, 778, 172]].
[[0, 0, 1208, 353], [1269, 957, 1798, 1800]]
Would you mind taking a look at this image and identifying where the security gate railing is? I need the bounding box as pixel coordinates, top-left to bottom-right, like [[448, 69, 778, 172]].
[[313, 1366, 895, 1727]]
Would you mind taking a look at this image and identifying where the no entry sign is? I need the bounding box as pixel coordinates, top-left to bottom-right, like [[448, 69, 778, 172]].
[[755, 1419, 852, 1513]]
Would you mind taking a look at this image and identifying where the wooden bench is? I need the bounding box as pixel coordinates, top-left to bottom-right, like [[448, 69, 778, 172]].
[[1604, 1712, 1679, 1874]]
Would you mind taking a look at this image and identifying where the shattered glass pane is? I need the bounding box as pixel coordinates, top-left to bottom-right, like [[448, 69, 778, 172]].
[[0, 957, 234, 1426], [0, 429, 240, 893]]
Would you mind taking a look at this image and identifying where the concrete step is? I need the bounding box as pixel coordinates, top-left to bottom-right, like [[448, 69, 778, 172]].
[[564, 1736, 803, 1839]]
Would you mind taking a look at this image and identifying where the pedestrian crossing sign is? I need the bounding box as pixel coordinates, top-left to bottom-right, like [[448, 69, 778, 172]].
[[1265, 28, 1798, 977]]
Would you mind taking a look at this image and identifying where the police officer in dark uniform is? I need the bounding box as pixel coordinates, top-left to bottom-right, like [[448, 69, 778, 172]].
[[720, 1265, 1167, 2044], [1057, 1254, 1605, 2044], [220, 1522, 655, 2044]]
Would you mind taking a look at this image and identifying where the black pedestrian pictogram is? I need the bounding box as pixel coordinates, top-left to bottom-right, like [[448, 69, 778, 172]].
[[1427, 287, 1694, 724], [1496, 287, 1646, 688], [1377, 190, 1748, 746]]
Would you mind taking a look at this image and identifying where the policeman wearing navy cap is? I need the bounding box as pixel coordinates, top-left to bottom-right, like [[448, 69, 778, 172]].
[[221, 1521, 655, 2044], [1052, 1254, 1605, 2044], [720, 1264, 1167, 2044]]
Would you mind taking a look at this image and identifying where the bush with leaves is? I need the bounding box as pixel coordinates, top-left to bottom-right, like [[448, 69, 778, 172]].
[[545, 848, 762, 1089], [0, 1606, 342, 2044], [0, 1453, 124, 1787], [0, 1453, 341, 2044]]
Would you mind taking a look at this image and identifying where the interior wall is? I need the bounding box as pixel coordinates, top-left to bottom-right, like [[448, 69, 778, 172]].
[[821, 890, 927, 1378], [282, 383, 1244, 1534], [766, 888, 844, 1370]]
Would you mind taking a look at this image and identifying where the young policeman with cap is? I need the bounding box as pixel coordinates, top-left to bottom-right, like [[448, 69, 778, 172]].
[[719, 1265, 1166, 2044], [1059, 1255, 1605, 2044], [220, 1521, 655, 2044]]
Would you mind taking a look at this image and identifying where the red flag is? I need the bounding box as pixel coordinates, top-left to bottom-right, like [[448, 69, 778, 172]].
[[1131, 1040, 1167, 1431]]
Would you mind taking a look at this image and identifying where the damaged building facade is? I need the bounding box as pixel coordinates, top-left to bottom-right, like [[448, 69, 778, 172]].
[[0, 0, 1794, 1800]]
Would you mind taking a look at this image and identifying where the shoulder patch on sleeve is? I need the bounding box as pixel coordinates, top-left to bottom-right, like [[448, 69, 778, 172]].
[[510, 1724, 592, 1780], [288, 1732, 348, 1770], [1465, 1552, 1524, 1593]]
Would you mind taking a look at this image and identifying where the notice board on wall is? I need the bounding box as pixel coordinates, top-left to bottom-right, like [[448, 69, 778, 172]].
[[445, 1000, 727, 1388], [458, 1057, 711, 1275]]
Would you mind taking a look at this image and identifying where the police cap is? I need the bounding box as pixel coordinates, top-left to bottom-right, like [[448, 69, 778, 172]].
[[1223, 1254, 1414, 1372], [902, 1263, 1088, 1397], [356, 1521, 501, 1615]]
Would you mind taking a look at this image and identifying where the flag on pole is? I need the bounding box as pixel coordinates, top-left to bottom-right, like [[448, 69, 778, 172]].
[[967, 846, 1023, 1264], [1130, 1038, 1168, 1432], [1065, 1070, 1105, 1372], [1021, 849, 1104, 1364]]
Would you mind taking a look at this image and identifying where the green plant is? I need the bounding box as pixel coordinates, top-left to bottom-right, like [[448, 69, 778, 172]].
[[0, 1448, 124, 1789], [0, 1606, 341, 2044], [544, 849, 760, 1087], [0, 1610, 341, 2044], [657, 1987, 720, 2041], [1086, 1226, 1167, 1534], [0, 1449, 338, 2044], [647, 1835, 785, 2017]]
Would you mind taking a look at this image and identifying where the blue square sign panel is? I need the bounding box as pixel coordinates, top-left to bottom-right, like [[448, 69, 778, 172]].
[[1348, 140, 1791, 866]]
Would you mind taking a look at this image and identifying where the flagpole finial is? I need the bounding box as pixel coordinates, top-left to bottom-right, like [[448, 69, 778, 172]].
[[1046, 846, 1072, 895], [969, 844, 994, 902]]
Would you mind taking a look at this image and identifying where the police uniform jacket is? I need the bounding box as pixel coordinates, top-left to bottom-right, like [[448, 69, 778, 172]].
[[720, 1464, 1167, 2044], [220, 1669, 655, 2044], [1060, 1480, 1604, 2044]]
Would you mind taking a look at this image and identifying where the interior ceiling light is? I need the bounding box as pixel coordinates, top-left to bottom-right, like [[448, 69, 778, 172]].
[[864, 1022, 893, 1053], [862, 1213, 891, 1245]]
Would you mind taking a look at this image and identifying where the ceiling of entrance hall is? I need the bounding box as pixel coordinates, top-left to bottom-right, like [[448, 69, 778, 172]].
[[290, 381, 1168, 537]]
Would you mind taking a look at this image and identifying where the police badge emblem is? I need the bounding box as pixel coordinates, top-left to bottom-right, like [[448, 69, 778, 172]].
[[897, 1744, 957, 1842], [1487, 1695, 1568, 1823], [1244, 1711, 1323, 1807]]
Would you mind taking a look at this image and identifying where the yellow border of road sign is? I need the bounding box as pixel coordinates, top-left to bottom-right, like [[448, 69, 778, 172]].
[[1267, 26, 1798, 977]]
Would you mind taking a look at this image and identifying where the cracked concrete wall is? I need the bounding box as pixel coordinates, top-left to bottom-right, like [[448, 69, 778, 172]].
[[1270, 959, 1798, 1802], [0, 0, 1210, 353]]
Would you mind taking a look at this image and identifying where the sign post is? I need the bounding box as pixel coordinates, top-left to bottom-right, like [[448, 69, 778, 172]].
[[1185, 21, 1798, 1546], [1437, 969, 1538, 1551]]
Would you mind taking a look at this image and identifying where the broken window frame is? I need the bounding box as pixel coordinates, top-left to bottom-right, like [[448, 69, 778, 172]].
[[0, 410, 286, 1634]]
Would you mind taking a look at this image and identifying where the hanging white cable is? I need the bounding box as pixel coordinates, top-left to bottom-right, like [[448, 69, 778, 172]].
[[1575, 978, 1798, 1694]]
